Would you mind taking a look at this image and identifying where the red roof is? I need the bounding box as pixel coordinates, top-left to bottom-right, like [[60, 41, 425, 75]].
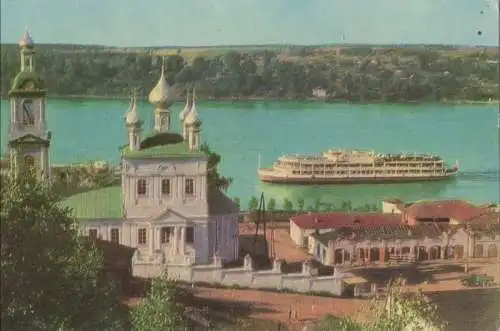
[[403, 200, 488, 222], [291, 212, 402, 230]]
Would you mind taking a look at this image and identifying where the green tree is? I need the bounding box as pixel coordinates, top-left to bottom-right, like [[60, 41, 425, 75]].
[[314, 197, 322, 211], [130, 274, 184, 331], [200, 143, 233, 191], [267, 197, 276, 212], [233, 197, 241, 209], [296, 197, 305, 212], [283, 198, 293, 212], [248, 196, 259, 211], [1, 171, 124, 331], [317, 278, 445, 331], [340, 200, 353, 212]]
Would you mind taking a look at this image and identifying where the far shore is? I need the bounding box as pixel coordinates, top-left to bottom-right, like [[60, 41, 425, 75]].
[[0, 94, 498, 105]]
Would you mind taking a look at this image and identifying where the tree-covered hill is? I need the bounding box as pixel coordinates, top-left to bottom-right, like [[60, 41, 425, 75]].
[[1, 43, 497, 102]]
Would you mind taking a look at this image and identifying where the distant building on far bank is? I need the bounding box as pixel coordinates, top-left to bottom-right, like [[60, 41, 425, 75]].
[[312, 87, 327, 100]]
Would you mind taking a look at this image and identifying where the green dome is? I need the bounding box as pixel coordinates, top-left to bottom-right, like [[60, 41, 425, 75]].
[[140, 132, 184, 149]]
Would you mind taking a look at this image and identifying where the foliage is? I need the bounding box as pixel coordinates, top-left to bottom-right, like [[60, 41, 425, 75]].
[[314, 197, 322, 211], [266, 197, 276, 212], [130, 274, 188, 331], [316, 314, 364, 331], [1, 44, 498, 102], [283, 198, 293, 212], [317, 277, 446, 331], [296, 197, 305, 212], [233, 196, 240, 209], [51, 161, 119, 197], [248, 196, 259, 211], [0, 171, 125, 330], [200, 143, 233, 191]]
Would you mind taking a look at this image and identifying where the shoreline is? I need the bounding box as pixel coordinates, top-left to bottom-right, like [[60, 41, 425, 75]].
[[0, 94, 498, 105]]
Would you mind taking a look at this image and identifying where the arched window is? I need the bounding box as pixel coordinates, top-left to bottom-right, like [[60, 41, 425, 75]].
[[22, 100, 35, 126], [160, 117, 168, 128]]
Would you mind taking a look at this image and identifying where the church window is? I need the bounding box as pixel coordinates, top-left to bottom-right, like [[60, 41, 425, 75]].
[[185, 226, 194, 244], [160, 227, 172, 244], [88, 229, 98, 240], [161, 178, 171, 195], [185, 178, 194, 195], [137, 179, 147, 196], [138, 228, 147, 245], [22, 99, 35, 126], [161, 117, 168, 127], [110, 228, 120, 244]]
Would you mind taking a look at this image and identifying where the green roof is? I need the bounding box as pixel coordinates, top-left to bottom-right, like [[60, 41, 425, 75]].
[[62, 185, 123, 220], [121, 132, 207, 159], [10, 71, 45, 91]]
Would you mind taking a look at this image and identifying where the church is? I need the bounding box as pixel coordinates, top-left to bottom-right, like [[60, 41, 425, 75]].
[[6, 31, 241, 276]]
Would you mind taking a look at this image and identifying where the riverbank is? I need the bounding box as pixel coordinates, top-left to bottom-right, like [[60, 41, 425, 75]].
[[1, 93, 498, 105]]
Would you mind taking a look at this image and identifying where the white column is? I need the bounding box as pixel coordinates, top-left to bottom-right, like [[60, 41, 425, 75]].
[[172, 227, 179, 254], [148, 225, 154, 254], [180, 226, 186, 255], [155, 228, 160, 249]]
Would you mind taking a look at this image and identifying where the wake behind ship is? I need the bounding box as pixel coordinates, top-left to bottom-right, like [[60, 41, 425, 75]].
[[258, 149, 459, 185]]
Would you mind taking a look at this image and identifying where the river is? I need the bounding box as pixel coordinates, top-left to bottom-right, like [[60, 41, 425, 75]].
[[1, 99, 498, 208]]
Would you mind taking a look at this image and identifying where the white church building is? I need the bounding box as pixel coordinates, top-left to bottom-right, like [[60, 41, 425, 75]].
[[6, 31, 241, 277], [63, 63, 241, 276]]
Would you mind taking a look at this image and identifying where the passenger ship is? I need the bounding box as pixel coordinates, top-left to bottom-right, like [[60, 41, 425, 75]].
[[258, 149, 459, 184]]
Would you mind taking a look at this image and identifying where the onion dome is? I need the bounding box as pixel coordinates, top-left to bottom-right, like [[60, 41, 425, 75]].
[[148, 60, 173, 108], [19, 30, 35, 48], [184, 88, 201, 127], [179, 89, 191, 122], [125, 94, 140, 125]]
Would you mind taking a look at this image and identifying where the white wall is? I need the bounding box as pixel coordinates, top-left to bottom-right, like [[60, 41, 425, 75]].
[[121, 157, 209, 219], [79, 212, 239, 266], [133, 259, 345, 296], [382, 201, 403, 214]]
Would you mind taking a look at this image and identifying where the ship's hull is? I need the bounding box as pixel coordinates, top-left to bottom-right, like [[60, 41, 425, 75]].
[[259, 172, 457, 185]]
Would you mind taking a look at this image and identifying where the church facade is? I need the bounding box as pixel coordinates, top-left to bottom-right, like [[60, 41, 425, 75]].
[[6, 31, 241, 277], [63, 62, 241, 275]]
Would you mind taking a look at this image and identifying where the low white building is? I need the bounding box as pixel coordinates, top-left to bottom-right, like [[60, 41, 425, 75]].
[[63, 67, 240, 277], [290, 211, 402, 248]]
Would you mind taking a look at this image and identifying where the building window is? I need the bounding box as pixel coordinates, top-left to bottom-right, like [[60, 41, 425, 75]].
[[161, 178, 171, 196], [137, 179, 147, 196], [89, 229, 98, 240], [22, 99, 35, 126], [110, 228, 119, 244], [138, 228, 147, 245], [185, 226, 194, 244], [160, 227, 172, 244], [185, 178, 194, 195], [23, 155, 37, 169]]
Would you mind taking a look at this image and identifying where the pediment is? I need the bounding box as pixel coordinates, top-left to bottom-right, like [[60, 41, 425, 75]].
[[10, 133, 49, 144], [148, 207, 189, 224]]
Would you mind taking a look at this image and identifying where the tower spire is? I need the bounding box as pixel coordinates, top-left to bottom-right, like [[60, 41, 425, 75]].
[[125, 89, 142, 151], [185, 88, 202, 151], [148, 57, 173, 132]]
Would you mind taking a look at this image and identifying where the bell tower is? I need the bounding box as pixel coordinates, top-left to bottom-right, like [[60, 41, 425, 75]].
[[7, 31, 51, 178]]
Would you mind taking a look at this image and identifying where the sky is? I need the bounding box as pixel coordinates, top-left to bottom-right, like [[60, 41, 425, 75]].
[[1, 0, 498, 47]]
